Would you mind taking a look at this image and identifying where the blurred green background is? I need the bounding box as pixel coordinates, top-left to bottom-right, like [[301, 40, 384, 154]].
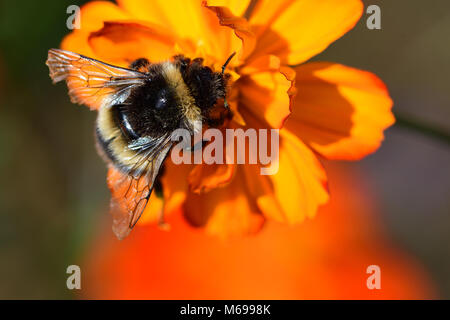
[[0, 0, 449, 298]]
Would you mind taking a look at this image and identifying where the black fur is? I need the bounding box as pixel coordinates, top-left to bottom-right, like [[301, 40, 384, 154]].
[[174, 55, 229, 115], [129, 57, 151, 72], [109, 56, 230, 144], [115, 63, 183, 139]]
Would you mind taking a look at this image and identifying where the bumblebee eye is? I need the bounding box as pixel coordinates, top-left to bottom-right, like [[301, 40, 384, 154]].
[[155, 96, 167, 109], [112, 105, 140, 140], [154, 89, 169, 110]]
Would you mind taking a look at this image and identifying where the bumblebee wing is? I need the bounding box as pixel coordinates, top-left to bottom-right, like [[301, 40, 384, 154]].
[[46, 48, 147, 110], [107, 136, 173, 239]]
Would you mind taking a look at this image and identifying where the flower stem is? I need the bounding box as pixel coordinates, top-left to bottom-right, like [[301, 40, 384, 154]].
[[395, 113, 450, 145]]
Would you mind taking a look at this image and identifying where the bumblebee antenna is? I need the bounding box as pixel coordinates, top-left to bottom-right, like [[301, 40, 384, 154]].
[[222, 52, 236, 74], [221, 52, 236, 109]]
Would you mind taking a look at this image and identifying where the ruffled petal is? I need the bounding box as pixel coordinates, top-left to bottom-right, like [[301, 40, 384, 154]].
[[239, 54, 281, 74], [231, 110, 285, 222], [238, 109, 328, 223], [88, 21, 178, 65], [188, 163, 236, 194], [205, 0, 251, 17], [183, 168, 264, 238], [117, 0, 168, 26], [61, 31, 96, 58], [242, 165, 285, 222], [205, 4, 256, 61], [139, 160, 192, 225], [161, 160, 192, 215], [61, 1, 131, 58], [237, 55, 295, 129], [183, 124, 237, 194], [269, 130, 329, 223], [117, 0, 239, 64], [286, 62, 395, 160], [78, 1, 131, 30], [248, 0, 363, 65]]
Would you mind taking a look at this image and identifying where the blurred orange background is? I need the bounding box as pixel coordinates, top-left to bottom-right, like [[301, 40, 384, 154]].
[[82, 163, 434, 299]]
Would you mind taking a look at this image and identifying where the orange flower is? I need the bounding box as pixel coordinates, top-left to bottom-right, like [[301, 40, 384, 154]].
[[61, 0, 394, 237], [82, 165, 434, 299]]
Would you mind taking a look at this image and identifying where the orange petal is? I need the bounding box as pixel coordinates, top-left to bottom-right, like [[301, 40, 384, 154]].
[[161, 160, 192, 216], [269, 130, 329, 224], [237, 55, 295, 129], [230, 110, 285, 222], [205, 0, 251, 17], [137, 191, 164, 225], [188, 163, 236, 194], [187, 125, 238, 193], [205, 4, 256, 61], [242, 164, 285, 222], [286, 62, 395, 160], [183, 168, 264, 238], [139, 160, 192, 226], [239, 107, 325, 223], [228, 100, 246, 126], [61, 1, 130, 58], [61, 31, 96, 58], [117, 0, 239, 64], [80, 1, 130, 31], [239, 54, 280, 75], [248, 0, 363, 65], [117, 0, 168, 26], [88, 21, 178, 65]]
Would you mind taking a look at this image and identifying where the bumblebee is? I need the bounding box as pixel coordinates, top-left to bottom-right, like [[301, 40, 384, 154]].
[[46, 49, 234, 239]]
